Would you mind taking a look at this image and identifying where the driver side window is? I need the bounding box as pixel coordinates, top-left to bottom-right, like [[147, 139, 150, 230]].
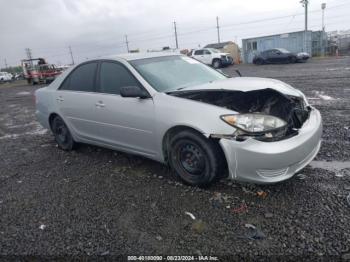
[[99, 62, 140, 95]]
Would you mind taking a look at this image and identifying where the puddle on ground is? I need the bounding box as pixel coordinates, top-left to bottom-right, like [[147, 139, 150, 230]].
[[309, 161, 350, 177]]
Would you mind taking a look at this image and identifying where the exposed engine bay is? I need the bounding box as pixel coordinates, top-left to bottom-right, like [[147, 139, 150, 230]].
[[170, 88, 311, 141]]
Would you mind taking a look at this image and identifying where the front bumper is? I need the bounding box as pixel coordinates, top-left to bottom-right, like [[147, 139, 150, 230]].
[[220, 56, 233, 65], [219, 108, 322, 184]]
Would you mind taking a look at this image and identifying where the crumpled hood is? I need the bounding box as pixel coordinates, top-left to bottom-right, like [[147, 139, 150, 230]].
[[180, 77, 302, 97]]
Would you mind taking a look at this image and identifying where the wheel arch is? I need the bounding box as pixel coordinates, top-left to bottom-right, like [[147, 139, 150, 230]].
[[161, 125, 228, 172], [212, 57, 221, 64], [48, 112, 63, 131]]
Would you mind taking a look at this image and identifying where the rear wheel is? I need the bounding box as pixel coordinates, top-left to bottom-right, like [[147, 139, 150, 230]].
[[168, 130, 225, 187], [51, 116, 76, 151], [212, 59, 221, 69]]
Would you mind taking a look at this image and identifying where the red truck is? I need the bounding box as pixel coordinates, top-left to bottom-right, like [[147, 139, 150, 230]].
[[21, 58, 62, 85]]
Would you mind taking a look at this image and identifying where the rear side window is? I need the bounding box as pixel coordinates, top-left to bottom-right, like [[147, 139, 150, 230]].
[[194, 50, 203, 55], [99, 62, 140, 95], [60, 62, 97, 92]]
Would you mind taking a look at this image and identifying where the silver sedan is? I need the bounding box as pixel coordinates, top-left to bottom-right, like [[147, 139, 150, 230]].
[[35, 53, 322, 186]]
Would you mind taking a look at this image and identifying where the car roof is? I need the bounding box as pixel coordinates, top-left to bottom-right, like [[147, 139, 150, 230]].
[[103, 52, 182, 62]]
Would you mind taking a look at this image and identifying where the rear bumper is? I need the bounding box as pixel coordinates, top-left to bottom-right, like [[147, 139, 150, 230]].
[[219, 108, 322, 184], [35, 110, 50, 130]]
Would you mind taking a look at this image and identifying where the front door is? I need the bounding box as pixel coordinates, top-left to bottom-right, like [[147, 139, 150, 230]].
[[93, 61, 157, 156]]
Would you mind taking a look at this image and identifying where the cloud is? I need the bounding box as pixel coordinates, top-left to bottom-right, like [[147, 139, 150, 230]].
[[0, 0, 349, 66]]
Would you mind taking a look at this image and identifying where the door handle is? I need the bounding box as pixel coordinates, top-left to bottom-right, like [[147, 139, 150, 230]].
[[95, 101, 105, 108], [56, 96, 64, 102]]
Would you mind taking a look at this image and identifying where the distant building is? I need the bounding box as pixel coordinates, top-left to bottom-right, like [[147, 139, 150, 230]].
[[327, 30, 350, 56], [204, 41, 241, 64], [242, 30, 326, 63]]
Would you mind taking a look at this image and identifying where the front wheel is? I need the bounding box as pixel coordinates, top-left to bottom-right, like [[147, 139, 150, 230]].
[[212, 59, 222, 69], [168, 130, 225, 187], [51, 116, 76, 151]]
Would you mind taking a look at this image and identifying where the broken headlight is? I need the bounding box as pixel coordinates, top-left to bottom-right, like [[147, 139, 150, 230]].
[[221, 114, 287, 134]]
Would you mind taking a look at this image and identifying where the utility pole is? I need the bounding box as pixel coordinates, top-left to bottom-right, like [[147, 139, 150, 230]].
[[125, 35, 129, 53], [68, 46, 75, 65], [216, 16, 221, 43], [321, 3, 326, 56], [174, 21, 179, 49], [321, 3, 327, 56], [4, 59, 8, 69], [25, 48, 33, 66], [300, 0, 309, 52]]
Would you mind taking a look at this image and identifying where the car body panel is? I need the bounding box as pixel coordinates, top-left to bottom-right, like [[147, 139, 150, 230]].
[[91, 92, 157, 156]]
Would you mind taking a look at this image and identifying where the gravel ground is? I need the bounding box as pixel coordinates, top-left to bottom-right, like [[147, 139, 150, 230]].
[[0, 57, 349, 261]]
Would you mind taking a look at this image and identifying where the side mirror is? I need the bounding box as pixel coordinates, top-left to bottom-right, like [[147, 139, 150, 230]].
[[120, 86, 150, 99]]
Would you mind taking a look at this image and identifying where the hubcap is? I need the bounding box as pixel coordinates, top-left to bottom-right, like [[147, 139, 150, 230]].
[[55, 120, 68, 143], [178, 143, 205, 175]]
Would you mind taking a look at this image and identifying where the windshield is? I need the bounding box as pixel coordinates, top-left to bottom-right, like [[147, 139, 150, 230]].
[[276, 48, 290, 53], [130, 56, 227, 92]]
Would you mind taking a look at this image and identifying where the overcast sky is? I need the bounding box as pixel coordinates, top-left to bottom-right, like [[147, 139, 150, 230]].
[[0, 0, 349, 66]]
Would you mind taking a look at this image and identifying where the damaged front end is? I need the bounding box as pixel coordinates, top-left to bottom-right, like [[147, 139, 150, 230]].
[[170, 88, 311, 141]]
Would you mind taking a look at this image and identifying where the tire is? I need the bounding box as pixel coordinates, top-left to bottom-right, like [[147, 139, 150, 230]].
[[212, 59, 221, 69], [289, 56, 296, 63], [255, 59, 263, 65], [168, 130, 225, 187], [51, 116, 76, 151]]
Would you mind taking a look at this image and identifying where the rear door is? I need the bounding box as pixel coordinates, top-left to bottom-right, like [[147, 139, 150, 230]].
[[55, 61, 100, 140], [93, 60, 157, 156]]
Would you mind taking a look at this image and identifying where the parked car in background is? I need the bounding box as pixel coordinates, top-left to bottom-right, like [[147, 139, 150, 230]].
[[191, 48, 233, 68], [296, 52, 310, 62], [35, 53, 322, 187], [0, 72, 12, 82], [253, 48, 310, 65]]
